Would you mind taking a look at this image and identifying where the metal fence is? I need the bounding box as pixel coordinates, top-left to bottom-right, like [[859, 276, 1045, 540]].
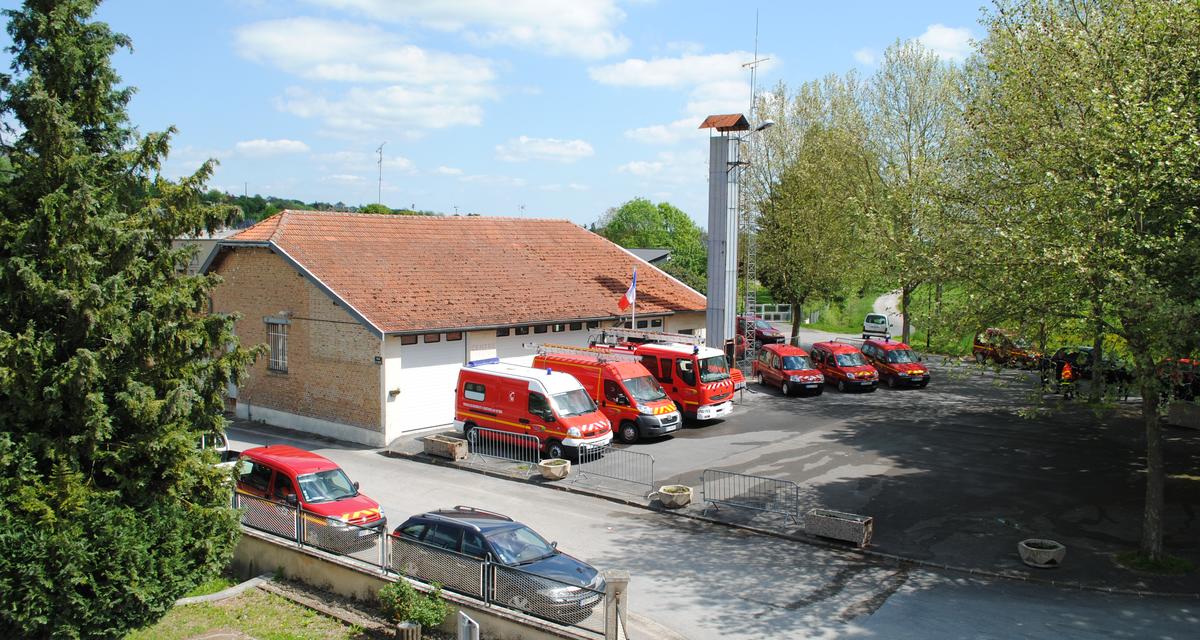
[[573, 444, 655, 495], [465, 426, 541, 477], [750, 304, 793, 322], [700, 468, 800, 522], [235, 492, 607, 636]]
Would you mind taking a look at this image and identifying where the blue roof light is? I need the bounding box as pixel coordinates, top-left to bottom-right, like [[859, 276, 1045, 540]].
[[467, 357, 500, 367]]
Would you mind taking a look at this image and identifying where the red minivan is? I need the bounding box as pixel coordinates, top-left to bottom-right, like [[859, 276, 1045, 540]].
[[236, 445, 385, 552], [810, 341, 879, 392], [752, 343, 824, 396], [861, 338, 930, 388]]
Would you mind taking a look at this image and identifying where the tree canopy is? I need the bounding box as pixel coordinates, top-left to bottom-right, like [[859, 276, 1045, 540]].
[[594, 198, 708, 292], [0, 1, 255, 636]]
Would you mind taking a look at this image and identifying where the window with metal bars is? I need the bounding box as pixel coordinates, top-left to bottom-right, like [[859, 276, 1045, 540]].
[[267, 320, 288, 372]]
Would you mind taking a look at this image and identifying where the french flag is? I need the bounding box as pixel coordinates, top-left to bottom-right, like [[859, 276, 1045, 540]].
[[618, 269, 637, 311]]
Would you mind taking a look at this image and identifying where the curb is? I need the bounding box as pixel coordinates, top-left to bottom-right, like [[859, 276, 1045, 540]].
[[175, 572, 274, 606], [385, 449, 1200, 600]]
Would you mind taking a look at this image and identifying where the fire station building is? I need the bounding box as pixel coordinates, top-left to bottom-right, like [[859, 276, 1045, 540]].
[[206, 210, 707, 446]]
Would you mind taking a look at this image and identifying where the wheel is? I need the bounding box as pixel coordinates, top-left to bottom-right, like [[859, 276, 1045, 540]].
[[756, 372, 765, 386], [837, 380, 847, 392], [544, 440, 565, 460], [781, 381, 792, 396], [463, 421, 476, 443], [813, 386, 824, 396], [619, 421, 639, 444], [886, 375, 896, 389], [974, 352, 986, 364], [919, 381, 928, 388]]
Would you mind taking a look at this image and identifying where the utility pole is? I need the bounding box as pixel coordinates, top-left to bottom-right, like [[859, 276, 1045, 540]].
[[376, 142, 386, 204]]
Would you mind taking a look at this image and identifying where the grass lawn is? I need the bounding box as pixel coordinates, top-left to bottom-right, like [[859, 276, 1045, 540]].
[[802, 290, 885, 335], [127, 588, 366, 640], [182, 575, 238, 598]]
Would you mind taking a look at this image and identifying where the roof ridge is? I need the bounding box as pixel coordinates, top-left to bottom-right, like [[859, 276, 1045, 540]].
[[274, 209, 575, 224]]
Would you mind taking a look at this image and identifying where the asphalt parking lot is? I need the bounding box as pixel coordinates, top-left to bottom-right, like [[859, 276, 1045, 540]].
[[634, 355, 1200, 591]]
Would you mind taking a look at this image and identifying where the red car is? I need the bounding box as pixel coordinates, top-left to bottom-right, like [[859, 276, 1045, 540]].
[[752, 344, 824, 396], [861, 338, 930, 388], [810, 341, 879, 392], [236, 445, 386, 552]]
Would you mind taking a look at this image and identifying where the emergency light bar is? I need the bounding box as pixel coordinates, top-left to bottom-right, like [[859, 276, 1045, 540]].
[[588, 327, 704, 346], [535, 343, 640, 363], [466, 357, 500, 367]]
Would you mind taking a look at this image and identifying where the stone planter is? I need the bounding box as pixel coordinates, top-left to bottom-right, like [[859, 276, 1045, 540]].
[[804, 509, 874, 547], [657, 485, 693, 509], [538, 458, 570, 480], [422, 434, 468, 461], [1018, 538, 1066, 568], [394, 621, 421, 640]]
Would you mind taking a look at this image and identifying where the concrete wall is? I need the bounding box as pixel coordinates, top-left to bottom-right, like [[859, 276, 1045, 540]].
[[232, 529, 591, 640], [666, 311, 706, 339], [212, 247, 384, 445]]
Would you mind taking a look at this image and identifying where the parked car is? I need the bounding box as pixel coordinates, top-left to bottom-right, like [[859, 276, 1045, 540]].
[[737, 316, 785, 347], [862, 313, 890, 339], [200, 432, 240, 469], [1158, 357, 1199, 401], [752, 343, 824, 396], [391, 506, 605, 625], [236, 445, 386, 552], [810, 341, 879, 392], [1048, 346, 1132, 384], [533, 347, 681, 444], [455, 359, 613, 459], [860, 338, 930, 388], [973, 328, 1041, 368]]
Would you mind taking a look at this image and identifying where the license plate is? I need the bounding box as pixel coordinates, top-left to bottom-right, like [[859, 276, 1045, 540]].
[[358, 528, 376, 537], [805, 384, 818, 388]]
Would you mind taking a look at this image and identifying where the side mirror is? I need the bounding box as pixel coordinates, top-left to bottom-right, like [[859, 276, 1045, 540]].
[[285, 494, 298, 506], [352, 480, 360, 491], [918, 356, 924, 362], [618, 395, 630, 406], [551, 541, 558, 549]]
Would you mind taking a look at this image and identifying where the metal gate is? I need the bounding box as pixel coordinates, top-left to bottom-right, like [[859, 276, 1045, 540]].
[[700, 468, 799, 522], [574, 444, 655, 494]]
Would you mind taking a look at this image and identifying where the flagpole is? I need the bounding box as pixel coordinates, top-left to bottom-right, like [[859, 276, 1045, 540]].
[[631, 268, 636, 330]]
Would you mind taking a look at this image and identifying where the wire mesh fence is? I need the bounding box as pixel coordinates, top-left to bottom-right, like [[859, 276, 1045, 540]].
[[573, 444, 655, 495], [492, 564, 606, 634], [390, 537, 486, 599], [700, 468, 800, 522], [464, 426, 542, 477], [236, 492, 298, 539]]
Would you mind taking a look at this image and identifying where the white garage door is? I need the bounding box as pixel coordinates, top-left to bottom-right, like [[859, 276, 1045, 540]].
[[397, 338, 466, 432]]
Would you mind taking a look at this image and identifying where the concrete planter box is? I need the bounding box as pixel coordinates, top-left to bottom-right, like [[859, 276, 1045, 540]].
[[804, 509, 873, 547], [1018, 538, 1066, 568], [657, 485, 693, 509], [422, 435, 468, 461], [394, 621, 421, 639], [1166, 402, 1200, 430], [538, 459, 570, 480]]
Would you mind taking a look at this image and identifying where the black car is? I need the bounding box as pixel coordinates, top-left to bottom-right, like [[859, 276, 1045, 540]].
[[390, 506, 604, 625], [1048, 346, 1131, 382]]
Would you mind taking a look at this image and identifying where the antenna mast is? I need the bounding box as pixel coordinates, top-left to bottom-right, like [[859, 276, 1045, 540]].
[[376, 142, 386, 204], [740, 12, 770, 370]]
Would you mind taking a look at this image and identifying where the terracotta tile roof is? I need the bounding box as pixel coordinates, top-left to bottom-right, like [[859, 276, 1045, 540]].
[[698, 114, 749, 132], [224, 210, 706, 334]]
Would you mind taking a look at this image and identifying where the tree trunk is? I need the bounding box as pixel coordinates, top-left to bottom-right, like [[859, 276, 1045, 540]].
[[789, 297, 805, 346], [900, 284, 913, 344], [1090, 291, 1105, 402], [1133, 342, 1164, 560]]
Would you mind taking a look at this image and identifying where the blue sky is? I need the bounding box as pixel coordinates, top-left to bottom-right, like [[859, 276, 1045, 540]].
[[1, 1, 984, 227]]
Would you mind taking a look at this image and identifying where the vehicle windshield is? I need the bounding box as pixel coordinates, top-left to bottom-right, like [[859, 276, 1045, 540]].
[[551, 389, 596, 417], [296, 468, 357, 504], [835, 353, 866, 367], [886, 350, 918, 364], [698, 355, 730, 383], [782, 355, 813, 370], [623, 375, 667, 402], [487, 525, 557, 565], [755, 320, 774, 330], [866, 315, 886, 324]]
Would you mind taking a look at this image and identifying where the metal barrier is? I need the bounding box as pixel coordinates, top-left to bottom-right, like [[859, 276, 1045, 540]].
[[236, 492, 298, 539], [750, 303, 793, 322], [466, 426, 541, 475], [573, 444, 655, 494], [391, 536, 486, 599], [700, 468, 800, 522]]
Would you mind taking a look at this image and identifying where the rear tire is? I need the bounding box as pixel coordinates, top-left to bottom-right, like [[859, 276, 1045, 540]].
[[756, 372, 765, 386], [463, 421, 477, 442], [544, 440, 565, 460], [619, 421, 639, 444]]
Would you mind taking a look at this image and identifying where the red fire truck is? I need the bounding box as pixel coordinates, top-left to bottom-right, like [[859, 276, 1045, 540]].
[[590, 328, 735, 421]]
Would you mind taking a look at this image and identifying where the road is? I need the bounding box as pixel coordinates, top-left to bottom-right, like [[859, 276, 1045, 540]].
[[227, 423, 1199, 640]]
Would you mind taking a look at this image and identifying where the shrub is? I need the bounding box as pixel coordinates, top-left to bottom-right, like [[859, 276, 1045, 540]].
[[378, 579, 449, 628]]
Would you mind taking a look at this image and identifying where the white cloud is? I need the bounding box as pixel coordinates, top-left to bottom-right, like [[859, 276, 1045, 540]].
[[305, 0, 629, 59], [316, 150, 414, 174], [624, 118, 699, 145], [459, 174, 528, 187], [495, 136, 594, 163], [588, 51, 773, 88], [683, 80, 753, 119], [854, 48, 877, 65], [918, 24, 972, 62], [434, 166, 463, 175], [323, 173, 366, 184], [617, 149, 706, 185], [617, 159, 662, 177], [234, 138, 310, 156], [236, 18, 496, 134]]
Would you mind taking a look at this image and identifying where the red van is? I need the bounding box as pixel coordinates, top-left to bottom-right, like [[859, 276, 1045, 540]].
[[533, 346, 681, 444], [752, 343, 824, 395], [454, 360, 613, 459], [861, 338, 930, 388], [810, 341, 879, 392], [236, 445, 385, 551]]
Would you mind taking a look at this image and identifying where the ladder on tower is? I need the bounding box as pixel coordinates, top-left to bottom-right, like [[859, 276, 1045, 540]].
[[534, 343, 641, 363]]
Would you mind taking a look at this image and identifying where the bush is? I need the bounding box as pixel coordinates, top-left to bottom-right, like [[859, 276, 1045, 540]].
[[378, 580, 448, 628]]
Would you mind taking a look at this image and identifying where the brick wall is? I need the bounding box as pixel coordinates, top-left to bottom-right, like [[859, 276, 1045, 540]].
[[211, 247, 382, 433]]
